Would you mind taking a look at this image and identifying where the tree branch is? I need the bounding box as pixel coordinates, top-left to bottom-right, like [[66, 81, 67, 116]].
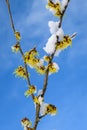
[[6, 0, 15, 33], [5, 0, 34, 99]]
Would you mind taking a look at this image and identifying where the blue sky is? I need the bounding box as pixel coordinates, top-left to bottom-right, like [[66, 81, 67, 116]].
[[0, 0, 87, 130]]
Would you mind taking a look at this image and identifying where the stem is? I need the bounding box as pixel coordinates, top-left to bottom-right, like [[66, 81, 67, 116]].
[[59, 0, 70, 28], [6, 0, 15, 33]]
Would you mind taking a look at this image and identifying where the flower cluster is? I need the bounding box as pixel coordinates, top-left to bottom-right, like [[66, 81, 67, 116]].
[[21, 117, 32, 127], [56, 35, 72, 50], [40, 102, 57, 116], [14, 66, 28, 79], [46, 0, 69, 17], [25, 85, 36, 97], [46, 0, 62, 17], [11, 42, 20, 52]]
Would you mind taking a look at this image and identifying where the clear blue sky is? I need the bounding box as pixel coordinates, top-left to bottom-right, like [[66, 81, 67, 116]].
[[0, 0, 87, 130]]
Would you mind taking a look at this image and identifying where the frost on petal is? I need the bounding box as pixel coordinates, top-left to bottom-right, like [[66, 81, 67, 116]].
[[61, 0, 68, 11], [43, 34, 57, 54], [40, 102, 48, 116], [48, 21, 59, 34], [56, 27, 64, 41]]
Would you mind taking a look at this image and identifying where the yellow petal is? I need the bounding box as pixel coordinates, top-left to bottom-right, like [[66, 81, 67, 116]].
[[21, 117, 32, 127], [14, 31, 21, 41]]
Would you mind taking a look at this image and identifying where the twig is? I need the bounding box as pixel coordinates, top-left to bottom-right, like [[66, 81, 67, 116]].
[[5, 0, 34, 99], [6, 0, 15, 33], [59, 0, 70, 28]]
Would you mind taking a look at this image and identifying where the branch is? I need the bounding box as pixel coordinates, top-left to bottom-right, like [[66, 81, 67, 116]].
[[59, 0, 70, 28], [33, 1, 71, 128], [5, 0, 34, 99], [6, 0, 15, 33]]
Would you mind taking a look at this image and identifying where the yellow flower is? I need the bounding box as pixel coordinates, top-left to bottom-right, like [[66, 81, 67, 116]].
[[45, 104, 57, 115], [14, 66, 28, 79], [14, 31, 21, 41], [21, 117, 32, 127], [25, 48, 38, 59], [11, 42, 20, 52], [25, 57, 39, 68], [36, 66, 46, 75], [46, 0, 62, 17], [33, 96, 40, 104], [48, 62, 59, 74], [56, 35, 72, 50], [43, 55, 51, 62], [25, 86, 36, 97]]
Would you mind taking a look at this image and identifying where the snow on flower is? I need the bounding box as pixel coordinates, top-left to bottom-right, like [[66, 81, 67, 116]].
[[48, 62, 60, 74], [48, 20, 64, 40], [43, 20, 64, 55], [56, 27, 64, 41], [61, 0, 68, 11], [40, 102, 48, 116], [40, 102, 57, 116], [43, 34, 57, 54], [46, 0, 62, 17], [37, 59, 44, 67]]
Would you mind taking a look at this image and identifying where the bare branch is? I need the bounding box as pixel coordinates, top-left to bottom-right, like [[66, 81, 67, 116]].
[[6, 0, 15, 33]]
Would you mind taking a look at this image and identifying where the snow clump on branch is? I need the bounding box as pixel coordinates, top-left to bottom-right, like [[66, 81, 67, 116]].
[[43, 20, 64, 55]]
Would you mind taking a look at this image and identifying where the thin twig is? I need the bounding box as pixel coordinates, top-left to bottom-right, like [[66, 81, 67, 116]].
[[6, 0, 15, 33]]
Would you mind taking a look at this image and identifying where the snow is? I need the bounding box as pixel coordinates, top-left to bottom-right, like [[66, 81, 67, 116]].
[[48, 21, 60, 34], [61, 0, 68, 11], [40, 102, 48, 116], [56, 27, 64, 41], [43, 34, 57, 54], [43, 20, 64, 55], [53, 62, 60, 71]]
